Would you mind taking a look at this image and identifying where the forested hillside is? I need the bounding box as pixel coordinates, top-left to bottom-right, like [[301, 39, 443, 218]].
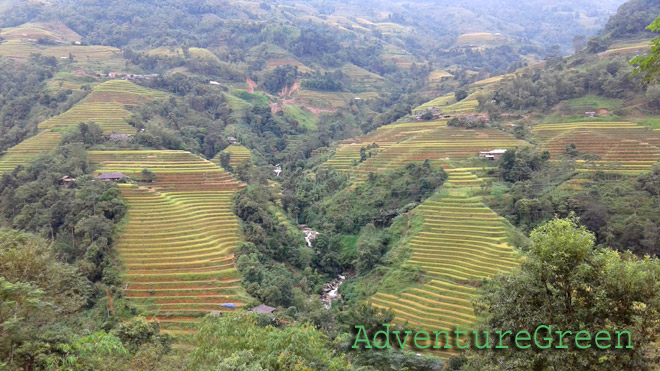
[[2, 0, 660, 369]]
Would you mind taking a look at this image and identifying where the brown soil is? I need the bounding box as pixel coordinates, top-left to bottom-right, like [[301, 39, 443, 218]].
[[246, 76, 257, 93]]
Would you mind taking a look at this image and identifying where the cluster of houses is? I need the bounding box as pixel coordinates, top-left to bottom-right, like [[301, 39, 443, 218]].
[[107, 72, 159, 80]]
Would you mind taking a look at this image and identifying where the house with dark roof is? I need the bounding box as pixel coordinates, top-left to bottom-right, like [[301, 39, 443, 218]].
[[95, 172, 129, 182], [250, 304, 276, 315]]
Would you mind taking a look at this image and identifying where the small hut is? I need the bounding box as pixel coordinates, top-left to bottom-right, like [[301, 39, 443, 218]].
[[95, 172, 128, 182], [250, 304, 276, 315]]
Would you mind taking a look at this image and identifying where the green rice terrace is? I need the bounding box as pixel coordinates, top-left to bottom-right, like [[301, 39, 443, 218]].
[[370, 169, 518, 358], [0, 39, 121, 62], [217, 144, 252, 168], [88, 150, 247, 334], [324, 121, 444, 171], [325, 95, 523, 357], [0, 80, 167, 174], [350, 125, 524, 180], [0, 130, 62, 173], [325, 119, 526, 180], [533, 121, 660, 174], [40, 80, 166, 135]]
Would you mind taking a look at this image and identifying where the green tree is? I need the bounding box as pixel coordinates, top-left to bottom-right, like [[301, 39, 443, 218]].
[[188, 313, 350, 370], [111, 317, 169, 353], [638, 163, 660, 199], [465, 216, 660, 370], [46, 331, 128, 371], [565, 143, 579, 158], [355, 224, 388, 274], [645, 84, 660, 109], [631, 16, 660, 84], [0, 229, 90, 369], [454, 87, 469, 102], [0, 278, 52, 367], [219, 151, 232, 171], [141, 168, 157, 183], [359, 146, 367, 162]]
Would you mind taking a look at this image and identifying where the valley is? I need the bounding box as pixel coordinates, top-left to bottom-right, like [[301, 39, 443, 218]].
[[1, 0, 660, 369]]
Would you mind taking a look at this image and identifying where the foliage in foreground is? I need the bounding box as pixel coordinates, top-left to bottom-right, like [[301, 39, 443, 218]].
[[189, 312, 351, 371], [463, 216, 660, 370], [631, 16, 660, 85]]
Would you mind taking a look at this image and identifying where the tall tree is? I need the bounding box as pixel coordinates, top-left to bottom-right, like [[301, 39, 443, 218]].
[[464, 216, 660, 370]]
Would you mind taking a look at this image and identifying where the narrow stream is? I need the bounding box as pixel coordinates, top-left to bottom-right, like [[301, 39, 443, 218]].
[[321, 274, 346, 309], [299, 224, 346, 309]]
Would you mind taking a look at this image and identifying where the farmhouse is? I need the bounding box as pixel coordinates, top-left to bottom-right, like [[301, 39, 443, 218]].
[[479, 149, 507, 160], [250, 304, 277, 315], [227, 136, 238, 144], [95, 172, 128, 182]]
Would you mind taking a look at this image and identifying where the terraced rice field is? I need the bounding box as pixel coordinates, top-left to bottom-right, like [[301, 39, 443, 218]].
[[0, 21, 81, 43], [0, 39, 120, 61], [217, 144, 252, 168], [40, 102, 135, 134], [88, 79, 167, 104], [426, 70, 454, 91], [40, 80, 166, 135], [603, 39, 652, 56], [456, 32, 508, 48], [416, 73, 510, 114], [88, 150, 246, 333], [329, 104, 522, 358], [441, 94, 480, 115], [413, 93, 479, 116], [326, 120, 526, 179], [294, 89, 354, 110], [0, 80, 166, 173], [250, 44, 313, 73], [370, 169, 518, 358], [341, 63, 389, 92], [325, 121, 442, 170], [0, 130, 62, 173], [472, 74, 513, 87], [534, 121, 660, 174], [413, 93, 457, 114]]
